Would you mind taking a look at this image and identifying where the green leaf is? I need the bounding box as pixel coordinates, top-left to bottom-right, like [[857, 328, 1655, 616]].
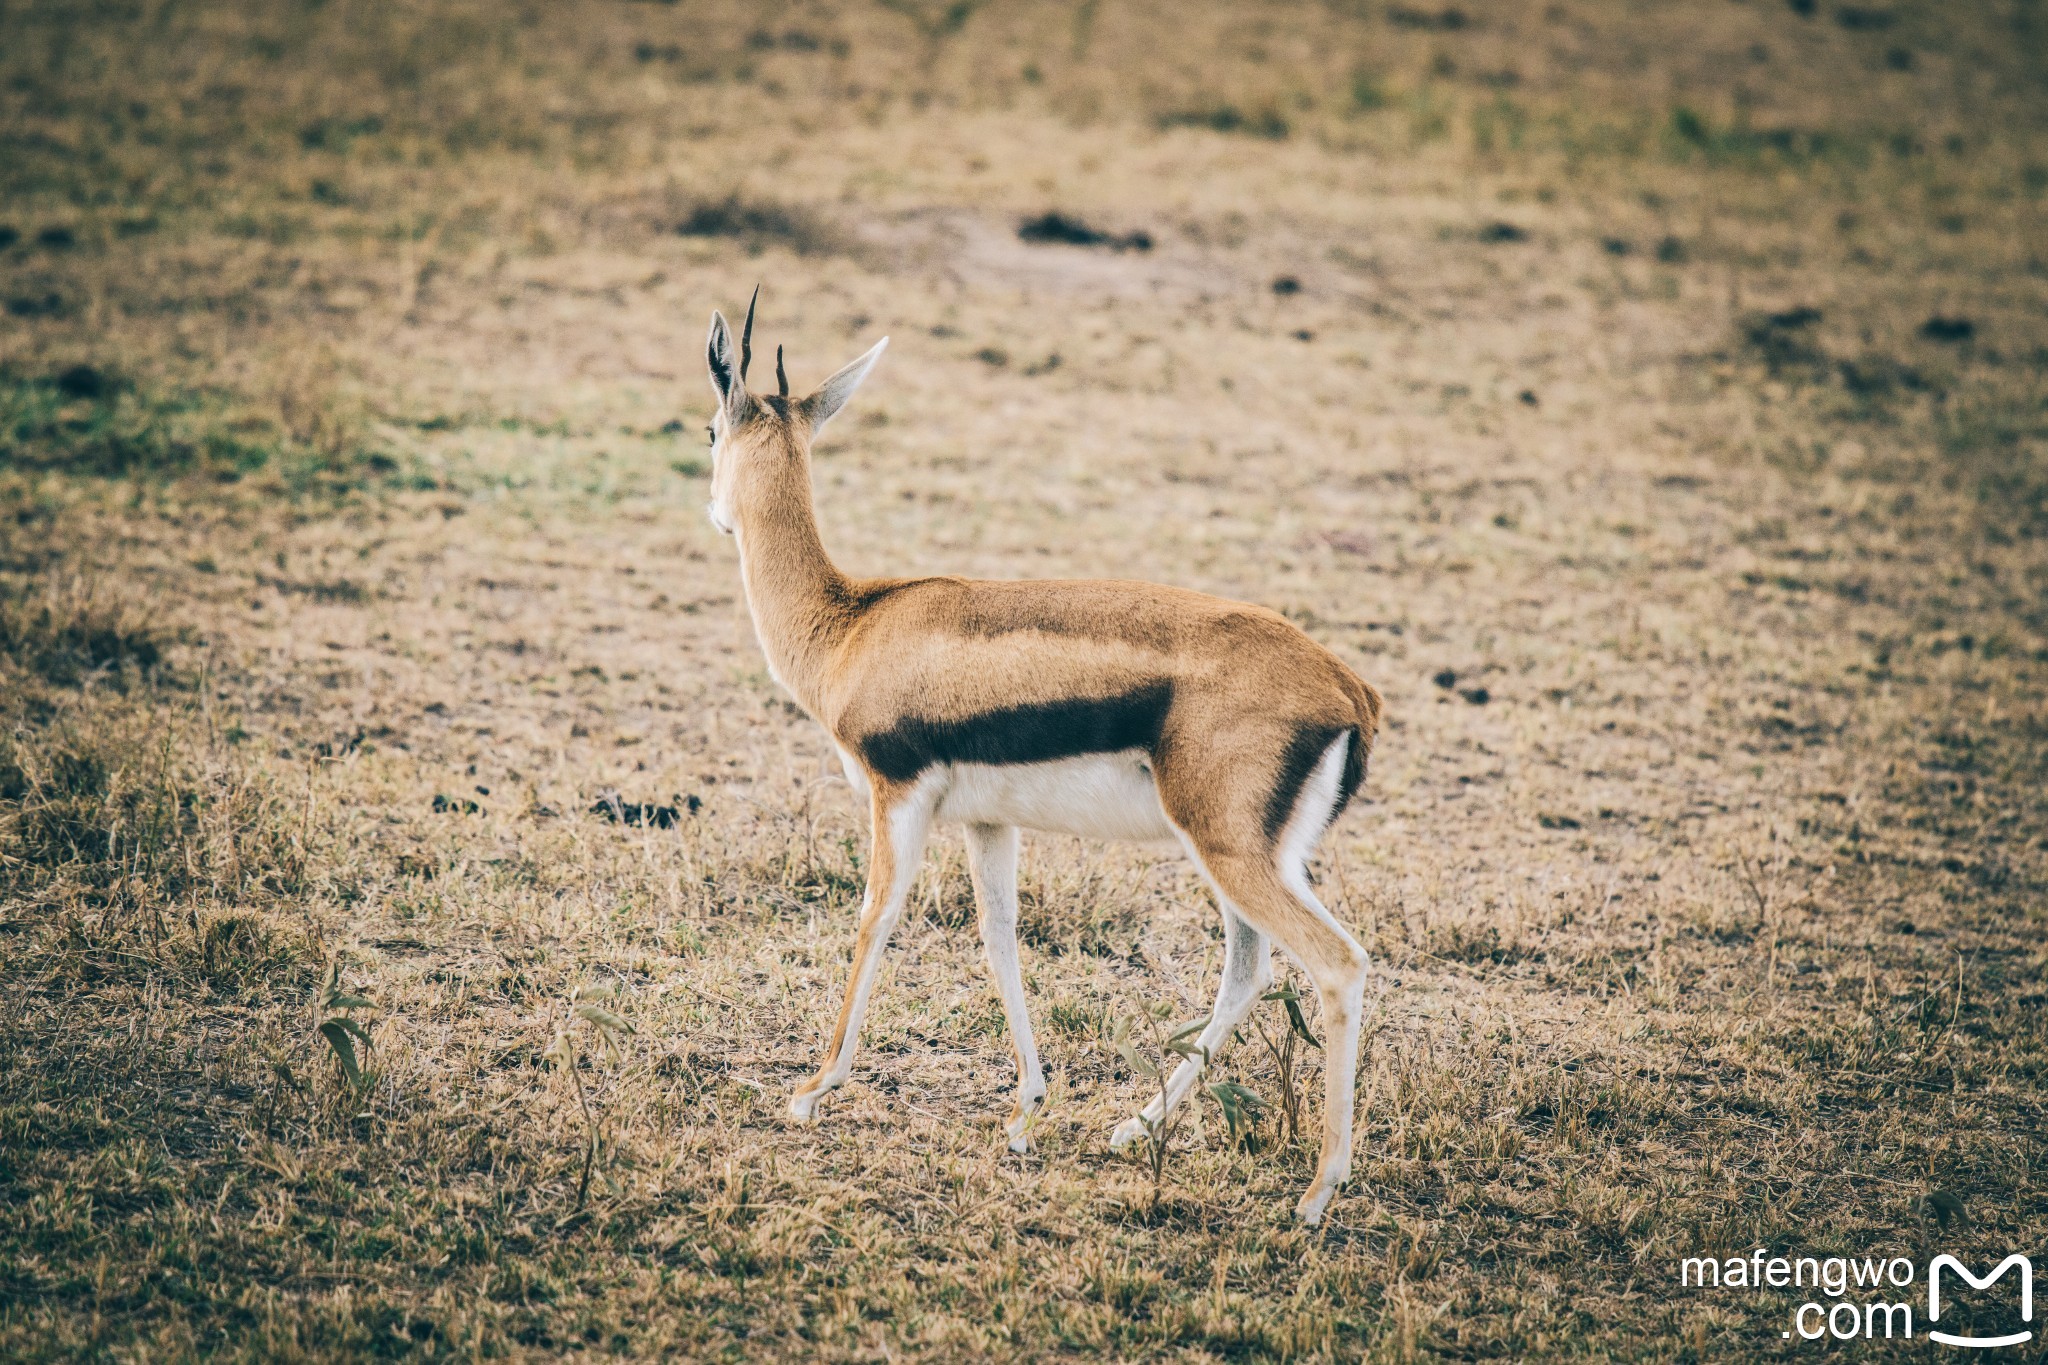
[[1207, 1081, 1268, 1139], [318, 962, 372, 1013], [317, 962, 341, 1011], [1115, 1039, 1158, 1079], [324, 1015, 372, 1043], [1207, 1084, 1238, 1124], [571, 980, 618, 1003], [1212, 1080, 1267, 1109], [1164, 1017, 1211, 1062], [318, 1019, 363, 1085], [1280, 994, 1322, 1050]]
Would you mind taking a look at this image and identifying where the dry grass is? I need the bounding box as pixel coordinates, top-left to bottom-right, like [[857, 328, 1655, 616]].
[[2, 0, 2046, 1359]]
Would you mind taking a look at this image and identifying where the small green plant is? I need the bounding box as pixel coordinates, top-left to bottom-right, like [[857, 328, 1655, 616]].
[[546, 980, 636, 1210], [1251, 976, 1321, 1147], [1113, 1007, 1209, 1214], [315, 962, 373, 1087], [1117, 1007, 1280, 1207]]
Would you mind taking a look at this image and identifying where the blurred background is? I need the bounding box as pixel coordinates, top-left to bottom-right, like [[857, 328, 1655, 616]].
[[2, 2, 2044, 1359]]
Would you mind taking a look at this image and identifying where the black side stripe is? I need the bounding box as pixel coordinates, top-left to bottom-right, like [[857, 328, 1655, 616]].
[[857, 683, 1173, 784], [1263, 725, 1352, 841]]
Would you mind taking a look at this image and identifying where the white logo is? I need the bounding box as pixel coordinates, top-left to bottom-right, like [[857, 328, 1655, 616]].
[[1928, 1254, 2033, 1349]]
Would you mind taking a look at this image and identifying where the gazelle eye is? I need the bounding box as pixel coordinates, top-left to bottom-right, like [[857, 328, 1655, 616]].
[[705, 425, 716, 446]]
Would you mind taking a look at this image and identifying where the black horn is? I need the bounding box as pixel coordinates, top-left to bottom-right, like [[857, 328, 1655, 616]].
[[776, 344, 788, 396], [739, 284, 759, 384]]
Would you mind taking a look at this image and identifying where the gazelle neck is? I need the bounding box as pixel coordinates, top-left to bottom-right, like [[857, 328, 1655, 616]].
[[730, 445, 851, 713]]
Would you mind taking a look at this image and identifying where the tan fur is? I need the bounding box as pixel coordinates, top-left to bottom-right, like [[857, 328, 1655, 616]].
[[705, 306, 1383, 1222]]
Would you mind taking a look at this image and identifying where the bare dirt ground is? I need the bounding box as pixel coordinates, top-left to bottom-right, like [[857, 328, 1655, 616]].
[[3, 1, 2046, 1359]]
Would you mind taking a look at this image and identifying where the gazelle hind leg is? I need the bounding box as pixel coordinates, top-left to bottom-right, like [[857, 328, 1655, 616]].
[[1109, 907, 1270, 1149], [1278, 868, 1367, 1225], [1268, 736, 1370, 1224], [1198, 849, 1367, 1224], [791, 781, 934, 1119], [966, 822, 1046, 1151], [1156, 732, 1368, 1223]]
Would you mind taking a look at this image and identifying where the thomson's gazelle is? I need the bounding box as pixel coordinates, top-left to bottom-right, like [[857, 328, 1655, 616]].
[[702, 294, 1384, 1223]]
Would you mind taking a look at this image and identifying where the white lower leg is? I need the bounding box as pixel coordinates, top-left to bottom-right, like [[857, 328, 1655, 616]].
[[1295, 967, 1365, 1224], [792, 787, 932, 1119], [968, 823, 1045, 1151], [790, 890, 904, 1118]]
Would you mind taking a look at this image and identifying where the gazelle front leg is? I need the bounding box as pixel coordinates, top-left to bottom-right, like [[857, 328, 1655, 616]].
[[791, 780, 934, 1120], [966, 822, 1045, 1152]]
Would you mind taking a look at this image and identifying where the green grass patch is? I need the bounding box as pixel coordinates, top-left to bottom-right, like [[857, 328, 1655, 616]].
[[0, 366, 411, 493]]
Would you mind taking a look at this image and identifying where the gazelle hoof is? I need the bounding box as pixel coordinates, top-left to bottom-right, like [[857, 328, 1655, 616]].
[[1005, 1092, 1044, 1153], [1295, 1183, 1336, 1225], [1109, 1116, 1146, 1150], [789, 1090, 822, 1121]]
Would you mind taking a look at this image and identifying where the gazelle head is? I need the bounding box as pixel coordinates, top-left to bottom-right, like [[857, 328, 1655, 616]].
[[703, 288, 888, 536]]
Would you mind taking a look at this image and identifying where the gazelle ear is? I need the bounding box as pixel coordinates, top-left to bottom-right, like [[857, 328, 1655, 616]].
[[707, 310, 745, 415], [801, 337, 888, 433]]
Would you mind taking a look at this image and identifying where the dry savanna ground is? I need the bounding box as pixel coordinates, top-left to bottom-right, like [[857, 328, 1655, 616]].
[[3, 1, 2046, 1359]]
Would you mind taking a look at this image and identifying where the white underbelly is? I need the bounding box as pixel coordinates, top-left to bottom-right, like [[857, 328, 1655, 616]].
[[933, 750, 1177, 843]]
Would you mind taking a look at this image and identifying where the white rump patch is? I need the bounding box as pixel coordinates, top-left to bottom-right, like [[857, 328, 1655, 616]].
[[1277, 733, 1350, 890]]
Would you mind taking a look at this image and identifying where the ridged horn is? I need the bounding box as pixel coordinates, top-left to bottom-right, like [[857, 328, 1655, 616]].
[[739, 284, 759, 384]]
